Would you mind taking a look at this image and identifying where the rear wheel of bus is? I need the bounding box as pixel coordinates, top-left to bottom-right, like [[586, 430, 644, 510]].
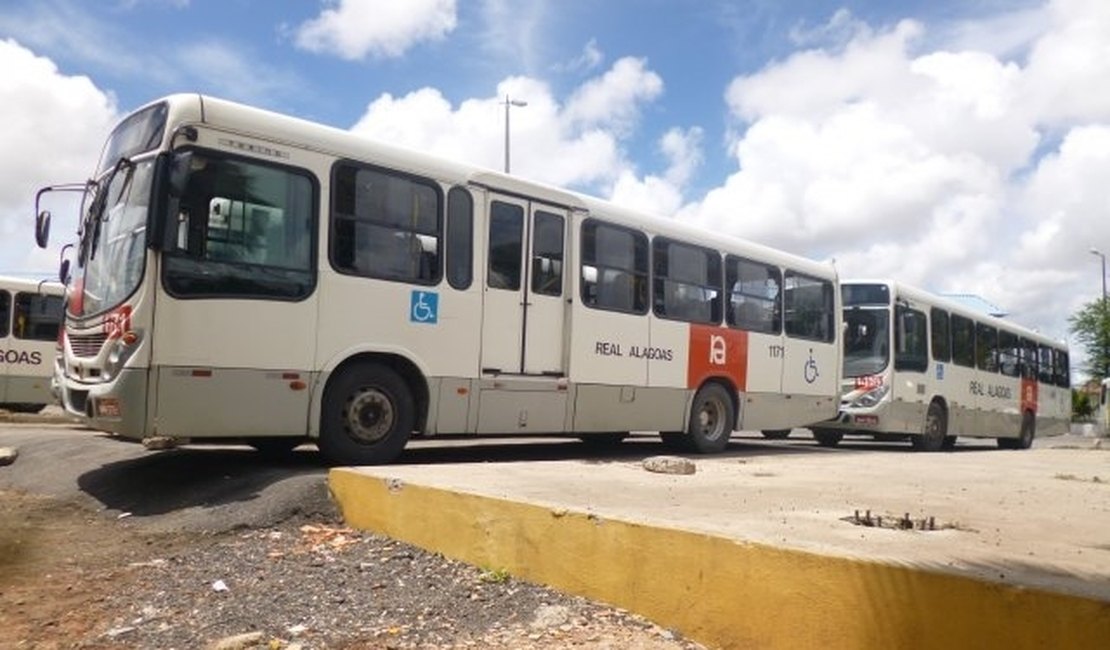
[[811, 428, 842, 447], [998, 412, 1035, 450], [319, 364, 414, 465], [685, 383, 735, 454]]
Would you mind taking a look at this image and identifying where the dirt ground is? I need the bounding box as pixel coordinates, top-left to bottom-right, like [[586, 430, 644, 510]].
[[0, 489, 705, 649]]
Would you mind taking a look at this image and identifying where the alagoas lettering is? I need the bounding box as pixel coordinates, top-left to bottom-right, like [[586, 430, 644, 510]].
[[629, 345, 674, 361], [0, 349, 43, 365], [593, 341, 674, 361]]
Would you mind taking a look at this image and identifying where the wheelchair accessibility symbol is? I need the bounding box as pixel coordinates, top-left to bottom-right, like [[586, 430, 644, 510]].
[[804, 349, 819, 384], [410, 290, 438, 324]]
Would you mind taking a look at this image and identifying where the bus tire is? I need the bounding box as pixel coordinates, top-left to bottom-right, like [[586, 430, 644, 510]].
[[685, 383, 735, 454], [912, 402, 947, 452], [319, 364, 414, 466], [761, 429, 791, 440], [811, 428, 843, 447], [4, 403, 47, 414], [999, 412, 1035, 450]]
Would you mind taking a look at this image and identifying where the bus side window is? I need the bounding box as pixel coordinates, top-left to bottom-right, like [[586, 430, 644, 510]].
[[446, 187, 473, 290], [930, 308, 950, 362], [783, 271, 834, 342], [0, 290, 9, 338], [13, 292, 63, 341], [894, 305, 928, 372], [975, 323, 998, 373], [580, 219, 649, 314], [725, 256, 781, 334], [950, 314, 975, 367]]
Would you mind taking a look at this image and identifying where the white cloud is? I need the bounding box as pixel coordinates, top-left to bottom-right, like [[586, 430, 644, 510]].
[[295, 0, 457, 60], [0, 39, 118, 276], [349, 57, 667, 190], [683, 0, 1110, 370], [552, 38, 604, 73], [610, 127, 703, 217]]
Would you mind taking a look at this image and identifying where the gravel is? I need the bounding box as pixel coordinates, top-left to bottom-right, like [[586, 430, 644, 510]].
[[72, 510, 706, 649]]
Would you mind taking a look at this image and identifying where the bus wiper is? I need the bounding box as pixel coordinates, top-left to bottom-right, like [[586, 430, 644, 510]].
[[86, 157, 135, 261]]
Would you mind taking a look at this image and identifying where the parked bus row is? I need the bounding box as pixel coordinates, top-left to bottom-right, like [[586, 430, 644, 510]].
[[0, 276, 64, 413], [30, 94, 1067, 463], [812, 280, 1070, 450]]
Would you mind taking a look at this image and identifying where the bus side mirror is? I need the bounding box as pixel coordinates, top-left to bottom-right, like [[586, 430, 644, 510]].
[[59, 259, 71, 285], [35, 209, 51, 248]]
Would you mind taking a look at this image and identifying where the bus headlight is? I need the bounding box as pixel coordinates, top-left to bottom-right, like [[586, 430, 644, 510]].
[[849, 384, 889, 409], [102, 329, 143, 381]]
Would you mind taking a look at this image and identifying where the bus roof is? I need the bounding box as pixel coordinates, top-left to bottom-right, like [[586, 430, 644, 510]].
[[138, 93, 836, 282], [0, 275, 65, 296], [842, 278, 1065, 349]]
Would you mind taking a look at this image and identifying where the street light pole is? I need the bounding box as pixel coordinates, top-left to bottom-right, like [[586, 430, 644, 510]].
[[502, 95, 527, 173], [1091, 247, 1108, 378]]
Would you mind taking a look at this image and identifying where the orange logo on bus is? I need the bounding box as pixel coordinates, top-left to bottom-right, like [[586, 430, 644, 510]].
[[687, 324, 747, 391]]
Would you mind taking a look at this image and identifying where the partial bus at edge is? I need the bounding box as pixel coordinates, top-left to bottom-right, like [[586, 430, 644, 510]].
[[0, 276, 64, 413], [34, 93, 842, 464], [812, 280, 1070, 450]]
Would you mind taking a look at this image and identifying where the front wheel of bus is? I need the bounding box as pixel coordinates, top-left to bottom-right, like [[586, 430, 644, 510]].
[[811, 428, 842, 447], [686, 383, 735, 454], [912, 402, 947, 452], [320, 364, 414, 466]]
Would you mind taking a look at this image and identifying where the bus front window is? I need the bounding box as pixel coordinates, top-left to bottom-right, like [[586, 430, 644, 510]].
[[72, 158, 153, 317], [843, 307, 890, 378]]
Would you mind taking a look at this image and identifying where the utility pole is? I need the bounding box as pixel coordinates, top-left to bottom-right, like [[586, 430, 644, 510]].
[[502, 95, 527, 173]]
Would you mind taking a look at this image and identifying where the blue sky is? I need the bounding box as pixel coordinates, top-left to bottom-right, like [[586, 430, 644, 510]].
[[1, 0, 1108, 375]]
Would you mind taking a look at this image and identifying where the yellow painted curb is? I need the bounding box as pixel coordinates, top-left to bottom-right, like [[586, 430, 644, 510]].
[[330, 468, 1110, 650]]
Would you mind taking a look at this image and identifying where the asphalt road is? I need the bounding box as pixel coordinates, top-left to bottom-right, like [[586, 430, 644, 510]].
[[0, 415, 1100, 534]]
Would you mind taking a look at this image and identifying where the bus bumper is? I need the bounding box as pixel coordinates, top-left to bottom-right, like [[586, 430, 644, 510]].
[[59, 367, 149, 440]]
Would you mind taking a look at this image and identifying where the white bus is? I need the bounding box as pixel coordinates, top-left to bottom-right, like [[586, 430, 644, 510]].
[[0, 276, 65, 413], [34, 94, 841, 464], [811, 280, 1070, 450]]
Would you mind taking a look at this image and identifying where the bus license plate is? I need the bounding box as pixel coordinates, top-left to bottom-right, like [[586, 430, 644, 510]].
[[854, 414, 879, 425], [97, 398, 121, 418]]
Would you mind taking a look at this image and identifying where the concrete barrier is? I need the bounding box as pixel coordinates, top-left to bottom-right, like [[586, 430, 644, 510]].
[[330, 468, 1109, 650]]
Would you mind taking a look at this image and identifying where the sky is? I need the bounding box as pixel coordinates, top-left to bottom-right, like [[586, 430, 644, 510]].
[[1, 0, 1108, 377]]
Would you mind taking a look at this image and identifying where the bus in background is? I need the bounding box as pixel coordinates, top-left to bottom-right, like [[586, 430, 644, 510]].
[[34, 94, 841, 464], [0, 276, 64, 413], [812, 280, 1070, 451]]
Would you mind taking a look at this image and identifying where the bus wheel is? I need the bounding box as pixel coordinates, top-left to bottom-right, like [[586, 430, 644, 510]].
[[685, 383, 735, 454], [319, 364, 414, 465], [248, 437, 304, 457], [999, 413, 1035, 450], [811, 429, 843, 447], [912, 402, 947, 452], [4, 403, 46, 414], [761, 429, 791, 440]]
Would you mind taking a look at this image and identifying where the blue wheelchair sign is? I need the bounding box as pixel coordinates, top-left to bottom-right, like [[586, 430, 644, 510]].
[[410, 290, 438, 324]]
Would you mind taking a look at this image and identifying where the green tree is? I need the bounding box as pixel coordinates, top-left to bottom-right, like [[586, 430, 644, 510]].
[[1069, 298, 1110, 380], [1072, 389, 1093, 420]]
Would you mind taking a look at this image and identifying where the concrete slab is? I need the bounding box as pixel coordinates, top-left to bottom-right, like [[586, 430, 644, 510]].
[[330, 433, 1110, 649]]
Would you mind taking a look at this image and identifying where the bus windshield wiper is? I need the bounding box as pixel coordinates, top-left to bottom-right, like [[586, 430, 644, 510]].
[[86, 157, 135, 261]]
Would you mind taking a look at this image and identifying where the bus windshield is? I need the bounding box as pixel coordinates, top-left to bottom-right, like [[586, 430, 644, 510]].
[[843, 306, 890, 378], [69, 103, 166, 317]]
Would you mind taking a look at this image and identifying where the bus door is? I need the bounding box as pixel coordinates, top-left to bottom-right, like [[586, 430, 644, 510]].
[[478, 194, 568, 433], [481, 195, 567, 377]]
